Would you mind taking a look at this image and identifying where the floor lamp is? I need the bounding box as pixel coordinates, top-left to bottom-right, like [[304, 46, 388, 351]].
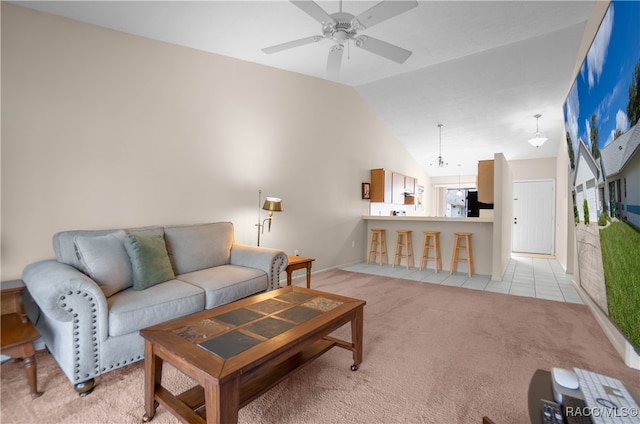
[[256, 189, 283, 246]]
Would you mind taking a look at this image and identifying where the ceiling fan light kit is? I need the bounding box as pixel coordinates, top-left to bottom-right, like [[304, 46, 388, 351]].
[[262, 0, 418, 78], [528, 113, 548, 148]]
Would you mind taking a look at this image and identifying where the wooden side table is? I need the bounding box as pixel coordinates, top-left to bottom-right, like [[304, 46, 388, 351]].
[[285, 255, 315, 288], [1, 280, 43, 399]]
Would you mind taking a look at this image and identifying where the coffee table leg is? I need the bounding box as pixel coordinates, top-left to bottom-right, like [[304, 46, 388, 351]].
[[143, 340, 162, 422], [350, 306, 364, 371], [205, 377, 240, 424]]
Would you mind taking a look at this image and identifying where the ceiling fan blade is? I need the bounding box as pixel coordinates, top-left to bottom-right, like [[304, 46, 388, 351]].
[[326, 44, 344, 79], [291, 0, 335, 25], [355, 35, 412, 64], [353, 0, 418, 30], [262, 35, 324, 54]]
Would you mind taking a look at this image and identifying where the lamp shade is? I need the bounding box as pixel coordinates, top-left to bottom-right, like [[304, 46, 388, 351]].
[[528, 133, 548, 147], [262, 197, 283, 212]]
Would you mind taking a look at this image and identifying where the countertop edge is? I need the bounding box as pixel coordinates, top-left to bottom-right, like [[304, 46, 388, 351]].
[[363, 216, 493, 223]]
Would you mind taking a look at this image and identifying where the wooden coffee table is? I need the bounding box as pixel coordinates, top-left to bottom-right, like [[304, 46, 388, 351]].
[[141, 286, 365, 424]]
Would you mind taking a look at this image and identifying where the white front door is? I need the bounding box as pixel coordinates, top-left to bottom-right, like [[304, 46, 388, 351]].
[[512, 180, 555, 254]]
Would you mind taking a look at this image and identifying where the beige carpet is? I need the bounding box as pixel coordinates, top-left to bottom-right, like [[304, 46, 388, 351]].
[[1, 270, 638, 424]]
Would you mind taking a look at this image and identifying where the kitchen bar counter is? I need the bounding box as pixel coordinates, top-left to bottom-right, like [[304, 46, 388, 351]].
[[363, 216, 493, 223], [363, 215, 493, 276]]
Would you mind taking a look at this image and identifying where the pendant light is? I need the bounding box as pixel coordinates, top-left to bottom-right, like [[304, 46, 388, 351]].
[[456, 164, 463, 196], [430, 124, 447, 167], [528, 114, 548, 147]]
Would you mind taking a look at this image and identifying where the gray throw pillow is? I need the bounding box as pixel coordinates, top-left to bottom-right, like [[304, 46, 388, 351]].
[[74, 231, 133, 297], [124, 233, 175, 290]]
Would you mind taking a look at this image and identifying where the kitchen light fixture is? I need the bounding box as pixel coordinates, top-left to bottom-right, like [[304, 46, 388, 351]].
[[430, 124, 447, 168], [528, 114, 548, 148], [256, 189, 283, 246], [456, 164, 463, 196]]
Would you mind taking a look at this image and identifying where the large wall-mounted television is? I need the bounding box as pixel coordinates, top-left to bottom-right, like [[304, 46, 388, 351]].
[[563, 0, 640, 354]]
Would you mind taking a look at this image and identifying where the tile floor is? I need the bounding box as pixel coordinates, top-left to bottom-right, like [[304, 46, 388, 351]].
[[340, 254, 584, 304]]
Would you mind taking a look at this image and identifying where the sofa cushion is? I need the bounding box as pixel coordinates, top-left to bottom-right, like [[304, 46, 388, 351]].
[[126, 226, 164, 238], [53, 226, 164, 271], [164, 222, 234, 275], [107, 279, 204, 337], [124, 233, 175, 290], [177, 264, 268, 309], [74, 230, 133, 297], [54, 229, 117, 270]]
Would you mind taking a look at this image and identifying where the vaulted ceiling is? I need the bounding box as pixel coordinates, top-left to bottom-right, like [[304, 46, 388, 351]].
[[16, 1, 601, 176]]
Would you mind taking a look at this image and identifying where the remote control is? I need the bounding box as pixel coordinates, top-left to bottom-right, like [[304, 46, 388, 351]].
[[541, 399, 564, 423]]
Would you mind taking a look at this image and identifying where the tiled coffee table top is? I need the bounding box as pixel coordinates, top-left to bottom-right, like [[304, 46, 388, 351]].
[[172, 292, 343, 360]]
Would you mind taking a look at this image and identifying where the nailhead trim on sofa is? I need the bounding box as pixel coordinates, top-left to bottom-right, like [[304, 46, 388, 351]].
[[59, 290, 100, 381]]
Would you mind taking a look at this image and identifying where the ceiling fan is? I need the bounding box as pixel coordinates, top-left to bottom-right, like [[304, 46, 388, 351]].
[[262, 0, 419, 79]]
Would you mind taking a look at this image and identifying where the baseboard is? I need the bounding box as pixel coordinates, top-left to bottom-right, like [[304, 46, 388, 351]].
[[574, 281, 640, 370]]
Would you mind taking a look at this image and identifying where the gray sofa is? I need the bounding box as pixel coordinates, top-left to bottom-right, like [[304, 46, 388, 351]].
[[22, 222, 288, 395]]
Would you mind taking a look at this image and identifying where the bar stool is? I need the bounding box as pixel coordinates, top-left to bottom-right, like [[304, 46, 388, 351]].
[[419, 231, 442, 272], [367, 228, 388, 266], [450, 232, 474, 276], [393, 230, 414, 269]]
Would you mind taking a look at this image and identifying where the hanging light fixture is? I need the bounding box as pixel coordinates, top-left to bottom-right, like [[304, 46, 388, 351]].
[[528, 114, 548, 147], [456, 164, 463, 196], [430, 124, 447, 167]]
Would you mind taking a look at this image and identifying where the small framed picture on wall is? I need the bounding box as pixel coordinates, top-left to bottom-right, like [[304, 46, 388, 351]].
[[362, 183, 370, 199]]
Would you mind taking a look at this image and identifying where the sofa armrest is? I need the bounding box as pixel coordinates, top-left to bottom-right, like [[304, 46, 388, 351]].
[[230, 244, 288, 291], [22, 260, 109, 342]]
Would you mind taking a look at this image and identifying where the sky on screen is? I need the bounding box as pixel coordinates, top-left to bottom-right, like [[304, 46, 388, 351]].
[[564, 1, 640, 154]]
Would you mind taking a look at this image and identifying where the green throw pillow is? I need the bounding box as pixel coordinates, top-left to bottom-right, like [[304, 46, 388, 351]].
[[124, 233, 175, 290]]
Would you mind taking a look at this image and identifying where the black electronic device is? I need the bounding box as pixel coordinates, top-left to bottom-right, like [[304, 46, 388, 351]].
[[541, 399, 565, 423]]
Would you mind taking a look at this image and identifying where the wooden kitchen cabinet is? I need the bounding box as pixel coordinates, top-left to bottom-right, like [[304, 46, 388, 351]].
[[371, 169, 417, 204], [370, 168, 392, 203], [404, 194, 415, 205], [404, 176, 415, 194], [392, 173, 405, 204], [477, 160, 494, 204]]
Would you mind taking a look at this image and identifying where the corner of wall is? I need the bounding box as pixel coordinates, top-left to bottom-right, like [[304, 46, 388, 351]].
[[492, 153, 513, 280]]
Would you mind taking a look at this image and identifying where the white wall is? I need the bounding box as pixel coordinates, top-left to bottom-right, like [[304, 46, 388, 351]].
[[555, 131, 572, 273], [0, 2, 3, 279], [509, 157, 557, 181], [492, 153, 512, 280], [0, 4, 428, 280]]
